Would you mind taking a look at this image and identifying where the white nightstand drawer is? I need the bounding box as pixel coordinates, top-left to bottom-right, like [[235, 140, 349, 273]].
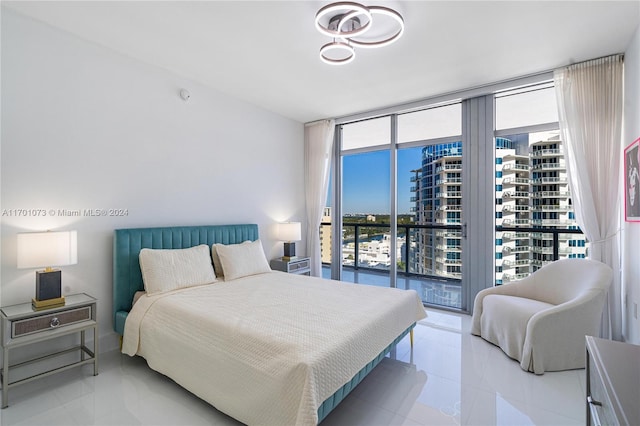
[[12, 306, 92, 338]]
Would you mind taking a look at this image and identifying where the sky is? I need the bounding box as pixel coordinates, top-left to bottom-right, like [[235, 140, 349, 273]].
[[327, 147, 424, 215], [324, 85, 559, 216]]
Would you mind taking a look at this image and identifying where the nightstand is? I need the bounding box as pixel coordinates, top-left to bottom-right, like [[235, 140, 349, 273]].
[[270, 257, 311, 276], [0, 293, 98, 408]]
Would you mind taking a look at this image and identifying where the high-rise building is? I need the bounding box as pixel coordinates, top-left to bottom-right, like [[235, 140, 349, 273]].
[[412, 143, 463, 279], [495, 135, 531, 284], [529, 135, 587, 270], [411, 132, 587, 288]]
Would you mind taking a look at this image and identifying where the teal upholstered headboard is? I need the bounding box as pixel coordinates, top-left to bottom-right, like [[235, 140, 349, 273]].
[[113, 224, 259, 335]]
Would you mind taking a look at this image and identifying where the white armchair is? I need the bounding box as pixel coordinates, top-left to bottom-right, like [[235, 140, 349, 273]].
[[471, 258, 612, 374]]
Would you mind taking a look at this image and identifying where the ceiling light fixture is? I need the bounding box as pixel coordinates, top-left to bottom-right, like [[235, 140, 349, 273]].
[[315, 2, 404, 65]]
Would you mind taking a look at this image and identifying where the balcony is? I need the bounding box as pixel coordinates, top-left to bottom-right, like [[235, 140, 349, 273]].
[[438, 205, 462, 211], [530, 177, 568, 184], [503, 246, 530, 255], [530, 219, 571, 226], [530, 148, 563, 157], [435, 165, 462, 173], [502, 177, 529, 186], [531, 246, 573, 255], [501, 164, 530, 172], [320, 222, 585, 304], [436, 244, 461, 251], [531, 191, 570, 198], [501, 219, 530, 226], [502, 205, 530, 213], [436, 191, 462, 198], [502, 191, 529, 199], [502, 259, 531, 267], [530, 205, 571, 212], [531, 163, 565, 171], [499, 232, 530, 241], [436, 178, 462, 185], [530, 232, 574, 241], [435, 231, 462, 238], [531, 259, 552, 268], [503, 273, 530, 281], [436, 257, 462, 265]]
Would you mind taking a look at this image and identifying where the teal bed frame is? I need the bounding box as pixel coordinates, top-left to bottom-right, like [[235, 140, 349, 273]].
[[113, 224, 414, 424]]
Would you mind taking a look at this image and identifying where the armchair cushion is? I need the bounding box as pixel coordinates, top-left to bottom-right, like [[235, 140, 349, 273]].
[[471, 258, 612, 374]]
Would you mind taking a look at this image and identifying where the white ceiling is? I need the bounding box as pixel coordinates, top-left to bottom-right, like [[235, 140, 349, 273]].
[[4, 1, 640, 123]]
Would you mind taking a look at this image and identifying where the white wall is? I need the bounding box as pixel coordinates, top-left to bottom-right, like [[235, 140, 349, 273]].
[[0, 9, 305, 351], [623, 24, 640, 344]]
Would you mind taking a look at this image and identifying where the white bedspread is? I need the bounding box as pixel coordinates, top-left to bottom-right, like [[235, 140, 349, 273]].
[[123, 271, 426, 426]]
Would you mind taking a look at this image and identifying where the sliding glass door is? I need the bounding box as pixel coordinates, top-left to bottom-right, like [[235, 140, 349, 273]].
[[395, 104, 463, 309], [331, 103, 465, 309], [339, 116, 392, 287]]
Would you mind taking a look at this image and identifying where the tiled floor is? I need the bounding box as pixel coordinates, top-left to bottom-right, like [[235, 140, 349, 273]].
[[0, 309, 584, 426]]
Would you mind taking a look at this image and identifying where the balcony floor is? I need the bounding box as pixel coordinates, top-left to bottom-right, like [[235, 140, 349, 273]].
[[322, 265, 462, 310]]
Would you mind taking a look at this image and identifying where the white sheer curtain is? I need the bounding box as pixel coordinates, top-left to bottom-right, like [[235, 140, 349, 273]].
[[304, 119, 335, 277], [554, 55, 624, 340]]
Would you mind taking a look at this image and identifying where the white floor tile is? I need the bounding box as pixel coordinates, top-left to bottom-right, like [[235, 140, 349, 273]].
[[0, 309, 586, 426]]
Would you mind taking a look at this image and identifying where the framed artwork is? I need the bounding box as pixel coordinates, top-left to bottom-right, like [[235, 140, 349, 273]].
[[625, 138, 640, 222]]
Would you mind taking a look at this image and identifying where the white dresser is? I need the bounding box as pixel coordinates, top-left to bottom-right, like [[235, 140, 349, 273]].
[[585, 336, 640, 426]]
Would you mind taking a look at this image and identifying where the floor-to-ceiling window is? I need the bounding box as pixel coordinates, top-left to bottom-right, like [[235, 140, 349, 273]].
[[396, 104, 463, 309], [326, 103, 465, 309], [493, 83, 586, 285], [322, 72, 585, 312], [339, 117, 392, 286]]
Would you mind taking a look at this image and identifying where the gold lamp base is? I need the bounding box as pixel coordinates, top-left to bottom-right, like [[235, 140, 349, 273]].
[[32, 296, 65, 311]]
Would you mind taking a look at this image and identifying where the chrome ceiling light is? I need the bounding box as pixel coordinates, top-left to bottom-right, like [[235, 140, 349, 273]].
[[315, 2, 404, 65]]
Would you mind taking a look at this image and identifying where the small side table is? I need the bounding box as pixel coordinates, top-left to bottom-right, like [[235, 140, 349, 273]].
[[0, 293, 98, 408], [270, 257, 311, 276]]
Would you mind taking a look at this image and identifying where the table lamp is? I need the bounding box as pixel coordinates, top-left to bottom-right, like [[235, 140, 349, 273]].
[[17, 230, 77, 309], [277, 222, 301, 260]]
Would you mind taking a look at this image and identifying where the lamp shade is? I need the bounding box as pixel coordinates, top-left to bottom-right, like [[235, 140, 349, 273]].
[[17, 230, 78, 269], [277, 222, 301, 242]]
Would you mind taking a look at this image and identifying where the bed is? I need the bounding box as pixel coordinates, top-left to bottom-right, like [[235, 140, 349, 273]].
[[113, 224, 426, 425]]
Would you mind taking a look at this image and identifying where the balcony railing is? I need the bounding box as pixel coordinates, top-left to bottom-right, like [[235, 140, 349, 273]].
[[531, 191, 570, 198], [436, 178, 462, 184], [502, 177, 530, 185], [436, 191, 462, 198], [500, 232, 530, 241], [435, 165, 462, 173], [502, 205, 530, 212], [531, 163, 565, 171], [321, 222, 585, 285], [530, 177, 568, 184], [502, 191, 530, 198], [501, 163, 530, 172], [530, 148, 563, 157], [530, 205, 571, 212], [496, 226, 584, 261]]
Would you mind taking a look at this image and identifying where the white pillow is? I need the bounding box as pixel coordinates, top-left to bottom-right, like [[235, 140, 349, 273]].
[[211, 240, 251, 278], [139, 244, 216, 295], [216, 239, 271, 281]]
